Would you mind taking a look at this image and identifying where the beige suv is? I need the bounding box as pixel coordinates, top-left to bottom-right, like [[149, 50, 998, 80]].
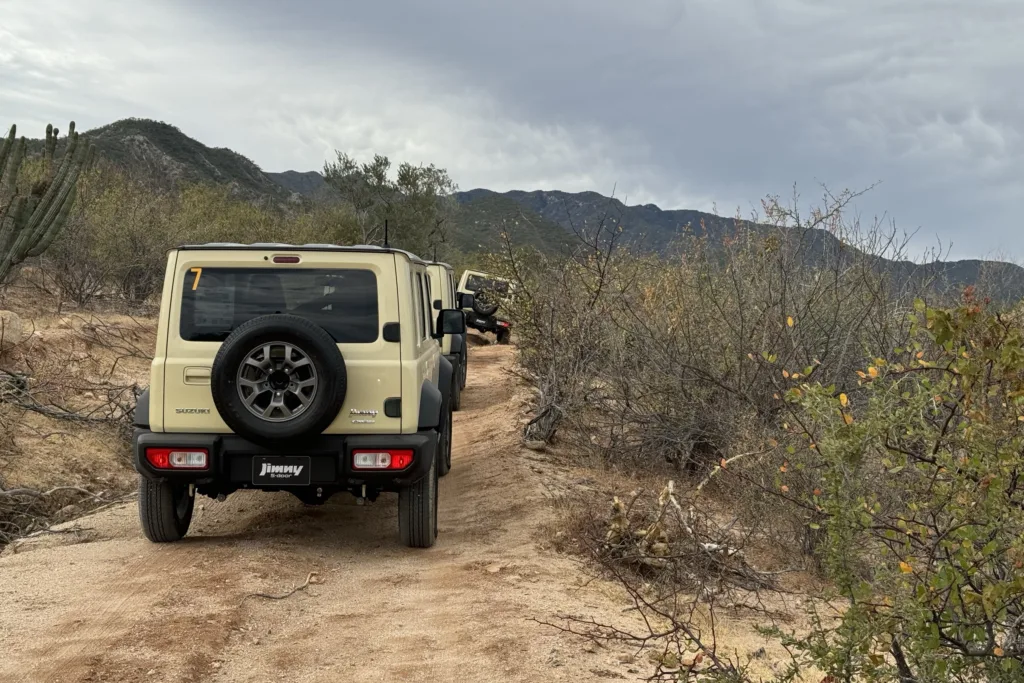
[[427, 261, 468, 410], [132, 243, 466, 548]]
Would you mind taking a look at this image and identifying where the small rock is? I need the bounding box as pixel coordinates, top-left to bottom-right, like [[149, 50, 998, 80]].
[[147, 670, 156, 676], [486, 563, 503, 574], [57, 504, 79, 519], [0, 311, 24, 348], [524, 440, 546, 451]]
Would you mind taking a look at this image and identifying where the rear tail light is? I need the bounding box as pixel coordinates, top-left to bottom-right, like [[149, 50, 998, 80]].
[[498, 321, 510, 328], [145, 448, 208, 470], [352, 450, 414, 470]]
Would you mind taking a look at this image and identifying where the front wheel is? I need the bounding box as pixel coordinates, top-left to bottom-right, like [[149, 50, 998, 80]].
[[138, 476, 194, 543], [398, 446, 439, 548]]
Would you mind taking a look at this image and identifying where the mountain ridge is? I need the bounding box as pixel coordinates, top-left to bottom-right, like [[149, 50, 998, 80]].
[[18, 117, 1024, 299]]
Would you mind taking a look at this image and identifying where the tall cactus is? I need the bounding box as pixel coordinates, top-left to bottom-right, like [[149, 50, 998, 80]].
[[0, 121, 95, 283]]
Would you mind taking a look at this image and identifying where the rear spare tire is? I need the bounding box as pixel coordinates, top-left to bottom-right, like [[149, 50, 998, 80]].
[[211, 315, 347, 444], [472, 292, 500, 317]]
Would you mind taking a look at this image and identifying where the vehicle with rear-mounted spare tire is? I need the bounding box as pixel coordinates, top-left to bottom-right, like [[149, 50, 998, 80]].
[[457, 269, 513, 344], [132, 243, 466, 548]]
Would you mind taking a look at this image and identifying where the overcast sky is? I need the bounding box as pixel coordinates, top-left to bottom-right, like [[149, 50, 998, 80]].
[[2, 0, 1022, 260]]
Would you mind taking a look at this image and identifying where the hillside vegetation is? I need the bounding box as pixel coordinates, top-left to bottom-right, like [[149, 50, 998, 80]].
[[3, 116, 1024, 681], [15, 118, 1024, 302], [491, 188, 1024, 682]]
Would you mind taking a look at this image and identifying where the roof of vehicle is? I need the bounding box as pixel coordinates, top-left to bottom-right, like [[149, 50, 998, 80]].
[[463, 269, 510, 281], [174, 243, 428, 265], [427, 261, 454, 270]]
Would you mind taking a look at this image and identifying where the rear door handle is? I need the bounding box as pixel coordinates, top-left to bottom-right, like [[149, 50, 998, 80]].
[[183, 367, 211, 385]]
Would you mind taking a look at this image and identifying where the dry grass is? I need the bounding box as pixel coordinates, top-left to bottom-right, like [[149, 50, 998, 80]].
[[0, 279, 154, 543]]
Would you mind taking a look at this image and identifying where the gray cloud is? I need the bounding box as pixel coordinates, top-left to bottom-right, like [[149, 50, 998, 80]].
[[2, 0, 1022, 259]]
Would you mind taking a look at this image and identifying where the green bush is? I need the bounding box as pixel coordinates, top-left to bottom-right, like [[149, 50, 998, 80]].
[[776, 294, 1024, 681]]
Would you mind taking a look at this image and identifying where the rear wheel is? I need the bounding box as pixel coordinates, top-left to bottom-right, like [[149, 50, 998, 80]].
[[496, 328, 511, 345], [138, 477, 194, 543], [398, 441, 439, 548]]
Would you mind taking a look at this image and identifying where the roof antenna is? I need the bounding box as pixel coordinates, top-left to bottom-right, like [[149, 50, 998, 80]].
[[433, 243, 437, 261], [383, 219, 390, 249]]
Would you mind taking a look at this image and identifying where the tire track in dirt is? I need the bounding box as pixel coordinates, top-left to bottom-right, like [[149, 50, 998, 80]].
[[0, 343, 640, 683]]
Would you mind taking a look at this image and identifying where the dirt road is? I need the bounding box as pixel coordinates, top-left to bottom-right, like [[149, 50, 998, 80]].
[[0, 344, 639, 683]]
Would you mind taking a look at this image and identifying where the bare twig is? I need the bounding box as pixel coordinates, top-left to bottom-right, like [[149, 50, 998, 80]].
[[241, 572, 321, 604]]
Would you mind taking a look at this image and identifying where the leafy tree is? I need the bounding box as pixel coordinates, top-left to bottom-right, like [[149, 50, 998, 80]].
[[322, 151, 457, 258]]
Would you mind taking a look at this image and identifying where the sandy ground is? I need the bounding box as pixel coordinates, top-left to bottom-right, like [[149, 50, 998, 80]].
[[0, 344, 661, 683]]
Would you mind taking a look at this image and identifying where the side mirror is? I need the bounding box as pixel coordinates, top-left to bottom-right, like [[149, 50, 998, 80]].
[[457, 292, 475, 310], [433, 299, 442, 311], [433, 309, 466, 338]]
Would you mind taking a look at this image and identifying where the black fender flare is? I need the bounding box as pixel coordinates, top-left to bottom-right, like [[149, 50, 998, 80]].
[[449, 332, 465, 356], [417, 356, 453, 430], [134, 387, 151, 428]]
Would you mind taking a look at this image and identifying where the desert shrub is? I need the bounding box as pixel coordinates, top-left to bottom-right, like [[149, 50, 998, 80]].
[[43, 164, 180, 307], [767, 295, 1024, 682], [498, 190, 928, 474], [517, 195, 1024, 678]]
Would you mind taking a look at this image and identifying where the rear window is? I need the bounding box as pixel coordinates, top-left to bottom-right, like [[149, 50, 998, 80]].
[[465, 274, 510, 295], [179, 267, 379, 343]]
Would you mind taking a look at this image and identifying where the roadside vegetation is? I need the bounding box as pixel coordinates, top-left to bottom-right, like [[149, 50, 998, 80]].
[[491, 190, 1024, 681], [2, 118, 1023, 680]]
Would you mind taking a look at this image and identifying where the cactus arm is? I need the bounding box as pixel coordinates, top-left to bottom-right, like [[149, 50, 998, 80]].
[[21, 129, 79, 239], [43, 123, 56, 180], [0, 197, 30, 282], [0, 137, 25, 209], [0, 125, 15, 179], [0, 196, 28, 253], [27, 184, 76, 258]]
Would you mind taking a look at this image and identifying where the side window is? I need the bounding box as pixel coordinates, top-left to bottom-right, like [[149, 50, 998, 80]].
[[412, 273, 423, 344], [416, 273, 427, 341], [424, 277, 433, 337]]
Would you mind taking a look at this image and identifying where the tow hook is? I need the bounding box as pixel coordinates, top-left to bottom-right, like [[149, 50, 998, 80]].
[[356, 484, 367, 506], [316, 487, 323, 499], [216, 493, 226, 502]]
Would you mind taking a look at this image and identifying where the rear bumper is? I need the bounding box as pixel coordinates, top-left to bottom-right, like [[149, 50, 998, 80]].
[[465, 312, 510, 333], [132, 429, 437, 491]]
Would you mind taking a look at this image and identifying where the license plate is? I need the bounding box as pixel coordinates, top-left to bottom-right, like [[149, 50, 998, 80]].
[[252, 456, 311, 486]]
